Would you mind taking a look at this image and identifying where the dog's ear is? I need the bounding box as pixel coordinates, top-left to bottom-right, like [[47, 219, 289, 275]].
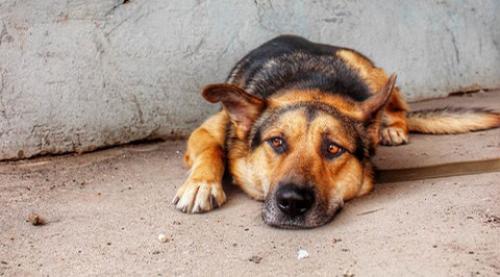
[[203, 84, 266, 138], [360, 74, 397, 117]]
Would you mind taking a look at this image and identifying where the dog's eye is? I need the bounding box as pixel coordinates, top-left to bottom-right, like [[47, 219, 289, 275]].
[[271, 137, 283, 148], [268, 137, 287, 154], [323, 142, 345, 159], [328, 144, 341, 155]]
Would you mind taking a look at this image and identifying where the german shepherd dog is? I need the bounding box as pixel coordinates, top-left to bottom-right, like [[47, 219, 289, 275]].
[[172, 35, 500, 228]]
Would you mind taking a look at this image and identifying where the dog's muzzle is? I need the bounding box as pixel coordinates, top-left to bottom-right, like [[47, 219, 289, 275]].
[[262, 182, 343, 229], [275, 184, 315, 217]]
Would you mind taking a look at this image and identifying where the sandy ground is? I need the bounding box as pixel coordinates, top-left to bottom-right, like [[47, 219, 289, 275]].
[[1, 91, 499, 276]]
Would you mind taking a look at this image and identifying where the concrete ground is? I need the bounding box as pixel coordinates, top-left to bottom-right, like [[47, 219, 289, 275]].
[[1, 91, 499, 276]]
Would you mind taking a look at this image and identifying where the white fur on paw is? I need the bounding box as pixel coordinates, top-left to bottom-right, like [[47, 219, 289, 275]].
[[172, 180, 226, 213], [380, 127, 409, 146]]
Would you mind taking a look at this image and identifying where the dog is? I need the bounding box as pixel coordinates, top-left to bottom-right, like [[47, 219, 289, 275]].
[[172, 35, 500, 228]]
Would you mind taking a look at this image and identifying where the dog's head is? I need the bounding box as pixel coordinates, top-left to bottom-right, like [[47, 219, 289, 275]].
[[203, 75, 396, 228]]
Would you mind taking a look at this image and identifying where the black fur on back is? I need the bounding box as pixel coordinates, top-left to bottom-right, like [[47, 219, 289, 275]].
[[226, 35, 373, 102]]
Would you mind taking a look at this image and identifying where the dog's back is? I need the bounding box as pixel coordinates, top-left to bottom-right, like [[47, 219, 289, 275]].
[[226, 35, 374, 102]]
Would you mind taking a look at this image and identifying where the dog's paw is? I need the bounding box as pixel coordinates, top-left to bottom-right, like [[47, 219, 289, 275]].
[[172, 179, 226, 213], [380, 126, 409, 146]]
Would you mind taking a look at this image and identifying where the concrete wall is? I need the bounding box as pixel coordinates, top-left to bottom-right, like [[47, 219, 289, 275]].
[[0, 0, 499, 160]]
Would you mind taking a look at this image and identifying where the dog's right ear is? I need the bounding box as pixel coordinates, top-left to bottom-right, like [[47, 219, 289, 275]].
[[360, 74, 397, 118], [203, 84, 266, 138]]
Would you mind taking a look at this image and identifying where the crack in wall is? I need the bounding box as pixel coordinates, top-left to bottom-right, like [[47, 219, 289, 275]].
[[183, 38, 205, 58], [445, 26, 460, 64], [0, 70, 8, 120], [0, 21, 7, 45], [105, 0, 130, 17], [131, 95, 144, 124]]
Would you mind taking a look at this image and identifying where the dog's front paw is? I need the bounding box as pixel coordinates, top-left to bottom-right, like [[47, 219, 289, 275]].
[[172, 179, 226, 213], [380, 126, 409, 146]]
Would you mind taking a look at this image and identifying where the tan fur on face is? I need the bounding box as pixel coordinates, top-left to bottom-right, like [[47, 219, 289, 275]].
[[230, 108, 368, 204], [229, 111, 309, 200], [307, 113, 366, 201]]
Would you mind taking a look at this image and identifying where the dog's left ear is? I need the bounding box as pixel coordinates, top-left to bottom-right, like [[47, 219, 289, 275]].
[[203, 84, 266, 138], [360, 74, 397, 117]]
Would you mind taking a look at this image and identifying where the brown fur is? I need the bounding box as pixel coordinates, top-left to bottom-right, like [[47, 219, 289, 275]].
[[172, 37, 500, 228], [407, 107, 500, 134]]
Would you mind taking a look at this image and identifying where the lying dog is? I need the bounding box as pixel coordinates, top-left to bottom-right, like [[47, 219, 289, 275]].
[[172, 35, 500, 228]]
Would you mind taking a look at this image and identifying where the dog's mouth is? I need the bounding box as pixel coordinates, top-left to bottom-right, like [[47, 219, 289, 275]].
[[261, 187, 343, 229]]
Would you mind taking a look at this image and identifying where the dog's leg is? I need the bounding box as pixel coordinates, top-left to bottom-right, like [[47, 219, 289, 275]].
[[380, 86, 410, 146], [173, 111, 228, 213]]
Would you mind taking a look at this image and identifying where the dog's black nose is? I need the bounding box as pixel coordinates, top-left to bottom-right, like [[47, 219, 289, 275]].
[[276, 184, 314, 217]]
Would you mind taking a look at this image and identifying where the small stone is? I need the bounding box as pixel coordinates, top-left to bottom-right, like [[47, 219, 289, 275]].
[[297, 249, 309, 260], [158, 233, 169, 243], [27, 212, 46, 226], [248, 255, 262, 264]]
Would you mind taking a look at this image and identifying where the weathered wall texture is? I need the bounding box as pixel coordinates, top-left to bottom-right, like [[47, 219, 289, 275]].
[[0, 0, 499, 160]]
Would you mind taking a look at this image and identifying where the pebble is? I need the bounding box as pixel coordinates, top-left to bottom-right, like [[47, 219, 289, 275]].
[[297, 249, 309, 260], [27, 212, 46, 226], [249, 255, 262, 264], [158, 233, 169, 243]]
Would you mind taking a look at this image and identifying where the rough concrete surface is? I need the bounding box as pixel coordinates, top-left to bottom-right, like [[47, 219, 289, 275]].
[[1, 92, 499, 276], [1, 0, 499, 160]]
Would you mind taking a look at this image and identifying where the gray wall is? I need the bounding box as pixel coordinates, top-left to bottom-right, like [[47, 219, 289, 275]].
[[0, 0, 499, 160]]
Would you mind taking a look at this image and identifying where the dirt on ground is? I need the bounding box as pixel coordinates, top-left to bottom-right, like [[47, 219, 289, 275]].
[[1, 91, 499, 276]]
